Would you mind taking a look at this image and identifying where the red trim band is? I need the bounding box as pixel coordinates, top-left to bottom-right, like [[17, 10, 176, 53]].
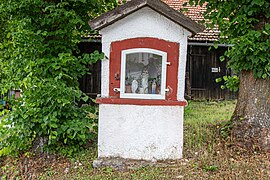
[[96, 98, 187, 106]]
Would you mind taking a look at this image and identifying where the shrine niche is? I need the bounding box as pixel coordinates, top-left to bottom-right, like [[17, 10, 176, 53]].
[[89, 0, 203, 162]]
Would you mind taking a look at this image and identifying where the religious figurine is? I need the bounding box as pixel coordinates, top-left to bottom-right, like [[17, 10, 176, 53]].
[[152, 80, 157, 94], [125, 85, 132, 93], [125, 73, 132, 93], [131, 79, 138, 93], [139, 87, 144, 94], [141, 67, 149, 94], [156, 86, 161, 94]]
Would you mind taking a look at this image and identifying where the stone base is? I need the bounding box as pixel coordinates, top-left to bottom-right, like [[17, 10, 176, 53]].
[[92, 157, 178, 171], [98, 104, 184, 160]]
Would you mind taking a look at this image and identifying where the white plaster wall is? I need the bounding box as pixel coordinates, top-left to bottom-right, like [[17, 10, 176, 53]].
[[98, 104, 184, 160], [100, 7, 191, 100]]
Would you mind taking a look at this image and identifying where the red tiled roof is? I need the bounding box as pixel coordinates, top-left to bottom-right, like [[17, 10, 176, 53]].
[[123, 0, 206, 22], [92, 0, 218, 42], [163, 0, 219, 41], [90, 0, 204, 35], [163, 0, 206, 22]]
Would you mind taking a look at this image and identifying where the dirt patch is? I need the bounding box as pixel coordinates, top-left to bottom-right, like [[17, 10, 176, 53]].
[[1, 141, 269, 179], [0, 152, 70, 179]]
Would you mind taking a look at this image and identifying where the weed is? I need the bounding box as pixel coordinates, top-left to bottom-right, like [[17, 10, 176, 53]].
[[218, 120, 233, 139], [203, 165, 219, 172], [101, 167, 114, 174]]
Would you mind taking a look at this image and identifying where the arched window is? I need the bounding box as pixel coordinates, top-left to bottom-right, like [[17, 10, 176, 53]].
[[120, 48, 168, 99]]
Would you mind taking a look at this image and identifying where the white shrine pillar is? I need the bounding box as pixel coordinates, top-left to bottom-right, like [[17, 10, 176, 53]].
[[89, 0, 203, 161]]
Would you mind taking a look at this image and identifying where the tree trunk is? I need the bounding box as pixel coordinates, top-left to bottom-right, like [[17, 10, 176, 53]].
[[232, 70, 270, 151]]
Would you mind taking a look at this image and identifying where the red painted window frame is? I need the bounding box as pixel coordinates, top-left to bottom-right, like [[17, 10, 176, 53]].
[[97, 37, 187, 106]]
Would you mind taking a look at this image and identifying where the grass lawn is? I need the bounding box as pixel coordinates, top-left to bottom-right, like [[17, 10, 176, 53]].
[[1, 100, 270, 179]]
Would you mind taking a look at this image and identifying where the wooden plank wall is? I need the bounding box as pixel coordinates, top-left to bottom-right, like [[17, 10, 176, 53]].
[[186, 45, 237, 100]]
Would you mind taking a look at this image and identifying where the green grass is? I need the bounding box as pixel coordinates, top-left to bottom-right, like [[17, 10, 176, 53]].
[[185, 100, 235, 124], [2, 100, 270, 179], [184, 100, 236, 150]]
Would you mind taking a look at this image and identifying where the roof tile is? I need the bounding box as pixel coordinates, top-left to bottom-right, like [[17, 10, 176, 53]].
[[163, 0, 218, 41]]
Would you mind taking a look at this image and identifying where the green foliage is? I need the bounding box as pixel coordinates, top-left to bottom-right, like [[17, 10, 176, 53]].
[[189, 0, 270, 79], [0, 0, 117, 156], [216, 75, 240, 92], [203, 165, 219, 172], [218, 120, 233, 139]]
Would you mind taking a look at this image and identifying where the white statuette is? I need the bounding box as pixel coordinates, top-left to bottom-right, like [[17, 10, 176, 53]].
[[131, 80, 138, 93], [141, 69, 149, 94]]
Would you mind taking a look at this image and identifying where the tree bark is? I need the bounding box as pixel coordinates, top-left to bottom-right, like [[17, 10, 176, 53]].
[[232, 70, 270, 151]]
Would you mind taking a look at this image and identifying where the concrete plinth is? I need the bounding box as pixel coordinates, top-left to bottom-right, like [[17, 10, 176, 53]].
[[97, 104, 184, 161]]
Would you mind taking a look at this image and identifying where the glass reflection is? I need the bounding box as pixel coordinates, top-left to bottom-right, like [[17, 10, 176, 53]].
[[125, 52, 162, 95]]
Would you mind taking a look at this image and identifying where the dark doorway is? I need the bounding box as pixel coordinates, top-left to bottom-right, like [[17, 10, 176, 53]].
[[78, 41, 102, 104], [186, 45, 236, 100]]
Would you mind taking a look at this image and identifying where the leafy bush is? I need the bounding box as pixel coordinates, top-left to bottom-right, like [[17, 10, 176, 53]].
[[0, 0, 117, 156], [0, 80, 99, 156]]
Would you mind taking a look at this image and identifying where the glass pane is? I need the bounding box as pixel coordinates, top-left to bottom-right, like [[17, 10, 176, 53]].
[[125, 52, 162, 94]]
